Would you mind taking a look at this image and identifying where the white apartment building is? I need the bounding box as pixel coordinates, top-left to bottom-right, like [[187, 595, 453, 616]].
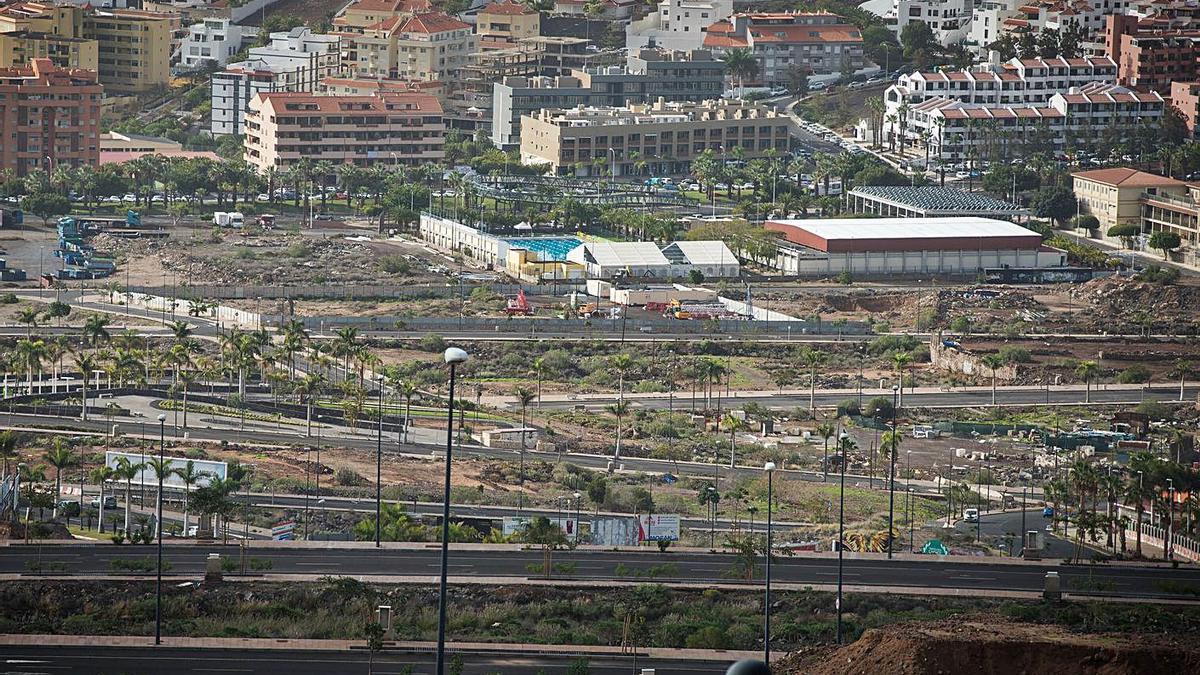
[[882, 55, 1116, 132], [210, 27, 341, 135], [179, 17, 256, 70], [626, 0, 733, 52], [900, 82, 1163, 163], [965, 0, 1133, 52], [862, 0, 971, 45]]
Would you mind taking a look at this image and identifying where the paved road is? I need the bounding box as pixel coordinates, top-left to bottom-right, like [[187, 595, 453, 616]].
[[540, 385, 1198, 412], [951, 509, 1080, 559], [4, 545, 1196, 599], [0, 646, 721, 674]]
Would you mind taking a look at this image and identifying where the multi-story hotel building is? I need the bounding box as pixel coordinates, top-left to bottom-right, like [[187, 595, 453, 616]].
[[243, 91, 445, 173], [702, 11, 865, 83], [519, 98, 791, 176]]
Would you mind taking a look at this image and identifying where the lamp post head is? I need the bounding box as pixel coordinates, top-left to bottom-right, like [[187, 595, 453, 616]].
[[892, 384, 899, 392], [839, 431, 848, 441], [763, 462, 776, 472], [443, 347, 469, 365], [573, 491, 581, 499], [157, 414, 166, 423]]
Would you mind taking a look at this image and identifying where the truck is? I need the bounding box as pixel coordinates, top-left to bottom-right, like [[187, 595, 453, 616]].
[[213, 211, 244, 228]]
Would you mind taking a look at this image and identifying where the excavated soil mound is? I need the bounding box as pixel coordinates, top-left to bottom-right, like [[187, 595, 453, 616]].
[[778, 617, 1200, 675]]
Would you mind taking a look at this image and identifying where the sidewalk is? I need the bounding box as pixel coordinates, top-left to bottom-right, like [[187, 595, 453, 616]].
[[0, 633, 760, 661]]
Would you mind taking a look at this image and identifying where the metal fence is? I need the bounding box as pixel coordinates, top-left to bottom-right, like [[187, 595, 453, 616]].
[[1125, 522, 1200, 562], [128, 282, 584, 301]]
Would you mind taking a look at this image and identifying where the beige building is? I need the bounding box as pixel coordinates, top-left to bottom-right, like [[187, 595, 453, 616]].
[[336, 9, 474, 82], [477, 0, 540, 44], [1072, 168, 1185, 231], [244, 91, 445, 173], [520, 98, 792, 176], [0, 31, 97, 71], [85, 9, 174, 93]]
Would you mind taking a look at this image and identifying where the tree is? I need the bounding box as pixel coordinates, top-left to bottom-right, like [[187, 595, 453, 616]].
[[801, 348, 825, 417], [20, 191, 71, 225], [1107, 223, 1140, 249], [892, 352, 913, 406], [981, 354, 1005, 406], [1149, 230, 1181, 260], [175, 460, 208, 536], [721, 413, 746, 468], [113, 456, 142, 533], [0, 430, 17, 476], [521, 516, 568, 578], [90, 465, 115, 532], [815, 421, 836, 481], [82, 315, 112, 347], [43, 441, 75, 519], [720, 48, 760, 92], [605, 400, 630, 460], [1069, 214, 1099, 231], [900, 22, 936, 60], [1075, 360, 1099, 403], [363, 621, 386, 675], [1031, 186, 1076, 227], [74, 353, 98, 422], [1173, 360, 1193, 402], [16, 306, 39, 338]]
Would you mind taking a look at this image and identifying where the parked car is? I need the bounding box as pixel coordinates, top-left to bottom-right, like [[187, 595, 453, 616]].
[[90, 496, 117, 509], [58, 500, 81, 517]]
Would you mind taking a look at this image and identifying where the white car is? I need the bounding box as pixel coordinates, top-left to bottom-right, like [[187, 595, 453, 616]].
[[122, 193, 137, 203], [955, 171, 971, 179], [256, 193, 271, 202]]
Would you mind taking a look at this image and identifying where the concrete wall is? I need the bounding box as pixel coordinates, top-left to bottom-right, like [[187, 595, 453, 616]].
[[771, 247, 1065, 276], [929, 334, 1019, 380]]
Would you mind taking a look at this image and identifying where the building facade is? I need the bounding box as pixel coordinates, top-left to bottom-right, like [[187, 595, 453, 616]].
[[519, 98, 792, 176], [84, 9, 173, 93], [491, 47, 724, 149], [211, 28, 341, 135], [1171, 80, 1200, 136], [179, 17, 255, 70], [626, 0, 734, 52], [244, 91, 445, 173], [476, 0, 540, 44], [1106, 13, 1200, 93], [0, 58, 102, 177], [1072, 167, 1200, 263], [702, 11, 866, 83], [0, 31, 97, 71]]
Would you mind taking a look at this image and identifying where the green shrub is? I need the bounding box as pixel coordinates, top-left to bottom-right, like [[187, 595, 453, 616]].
[[998, 346, 1031, 364], [0, 293, 17, 304], [378, 255, 411, 275], [1117, 364, 1150, 384], [685, 625, 729, 649]]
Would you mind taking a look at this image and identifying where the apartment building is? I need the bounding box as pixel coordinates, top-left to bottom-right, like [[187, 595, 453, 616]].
[[882, 55, 1117, 137], [627, 0, 733, 52], [211, 27, 341, 135], [702, 12, 865, 83], [902, 82, 1163, 164], [179, 17, 255, 70], [317, 75, 443, 97], [0, 31, 97, 71], [476, 0, 540, 45], [492, 47, 724, 149], [1106, 13, 1200, 93], [881, 0, 972, 44], [0, 58, 102, 177], [84, 9, 173, 92], [243, 91, 445, 173], [1072, 167, 1199, 262], [337, 10, 474, 81], [519, 98, 791, 176], [553, 0, 637, 20], [1171, 80, 1200, 136]]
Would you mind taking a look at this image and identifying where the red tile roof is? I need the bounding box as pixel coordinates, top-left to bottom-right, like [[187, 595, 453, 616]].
[[399, 11, 470, 34], [1071, 167, 1183, 187], [480, 0, 537, 15]]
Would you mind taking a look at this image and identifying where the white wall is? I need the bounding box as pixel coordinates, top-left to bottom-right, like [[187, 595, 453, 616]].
[[772, 247, 1065, 275]]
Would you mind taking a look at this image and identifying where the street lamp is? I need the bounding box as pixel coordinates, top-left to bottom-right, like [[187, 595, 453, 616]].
[[887, 384, 899, 559], [572, 491, 581, 544], [906, 450, 913, 553], [1167, 478, 1175, 561], [707, 485, 717, 549], [376, 383, 383, 549], [762, 461, 775, 665], [155, 413, 165, 646], [436, 347, 468, 675], [836, 431, 848, 645]]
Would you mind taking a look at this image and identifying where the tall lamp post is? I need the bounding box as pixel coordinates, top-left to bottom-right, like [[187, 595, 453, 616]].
[[887, 384, 899, 558], [762, 461, 776, 664], [154, 413, 165, 646], [836, 431, 848, 644], [376, 384, 383, 548], [1167, 479, 1175, 561], [573, 491, 581, 544], [436, 347, 468, 675]]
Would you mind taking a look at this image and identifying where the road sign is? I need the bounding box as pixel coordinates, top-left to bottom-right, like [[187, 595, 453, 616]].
[[638, 514, 680, 542], [271, 520, 295, 540]]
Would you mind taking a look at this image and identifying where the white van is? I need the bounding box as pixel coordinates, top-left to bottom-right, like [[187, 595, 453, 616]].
[[912, 425, 940, 439]]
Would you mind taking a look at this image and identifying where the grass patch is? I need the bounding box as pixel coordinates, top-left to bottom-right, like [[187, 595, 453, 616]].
[[109, 557, 172, 573]]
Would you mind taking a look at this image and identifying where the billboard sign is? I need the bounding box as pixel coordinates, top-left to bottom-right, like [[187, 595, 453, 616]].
[[105, 451, 226, 490], [593, 517, 639, 546], [637, 514, 680, 542], [271, 520, 296, 541], [502, 516, 577, 537]]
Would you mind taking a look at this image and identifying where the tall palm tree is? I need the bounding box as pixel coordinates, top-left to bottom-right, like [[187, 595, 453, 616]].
[[146, 457, 174, 542], [0, 430, 17, 476], [16, 306, 39, 338], [609, 353, 635, 403], [333, 326, 360, 382], [605, 400, 630, 460], [43, 441, 75, 518], [74, 353, 98, 421], [1075, 360, 1099, 404], [720, 48, 760, 93], [801, 348, 825, 417], [295, 373, 326, 437], [15, 338, 45, 396], [722, 413, 746, 468], [815, 421, 836, 481], [532, 357, 545, 410], [514, 386, 536, 451], [1173, 359, 1193, 402], [174, 461, 208, 536], [90, 465, 115, 532], [892, 352, 913, 407], [114, 456, 142, 533], [981, 354, 1005, 406], [82, 315, 112, 347]]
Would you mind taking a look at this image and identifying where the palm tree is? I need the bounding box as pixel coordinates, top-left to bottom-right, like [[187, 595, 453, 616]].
[[43, 441, 75, 518], [892, 352, 913, 407], [168, 320, 193, 343], [89, 465, 115, 532], [396, 380, 418, 444], [82, 315, 112, 347], [1173, 359, 1193, 402], [16, 306, 39, 338], [177, 369, 197, 429], [532, 357, 545, 410], [609, 353, 635, 403], [1075, 360, 1099, 404], [146, 457, 175, 542], [174, 461, 208, 536], [74, 353, 98, 421], [801, 348, 825, 417], [113, 456, 142, 534], [981, 354, 1005, 406], [720, 48, 760, 93], [15, 338, 45, 395], [295, 373, 326, 437], [722, 413, 746, 468], [333, 326, 360, 382], [0, 430, 17, 476], [605, 400, 630, 460], [815, 421, 836, 481], [514, 386, 536, 454]]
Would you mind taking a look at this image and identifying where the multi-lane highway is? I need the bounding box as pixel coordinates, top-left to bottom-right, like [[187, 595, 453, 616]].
[[3, 544, 1193, 599], [0, 645, 724, 674]]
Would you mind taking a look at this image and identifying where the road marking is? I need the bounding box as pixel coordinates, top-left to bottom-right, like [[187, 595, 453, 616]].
[[293, 563, 331, 567], [194, 670, 254, 673]]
